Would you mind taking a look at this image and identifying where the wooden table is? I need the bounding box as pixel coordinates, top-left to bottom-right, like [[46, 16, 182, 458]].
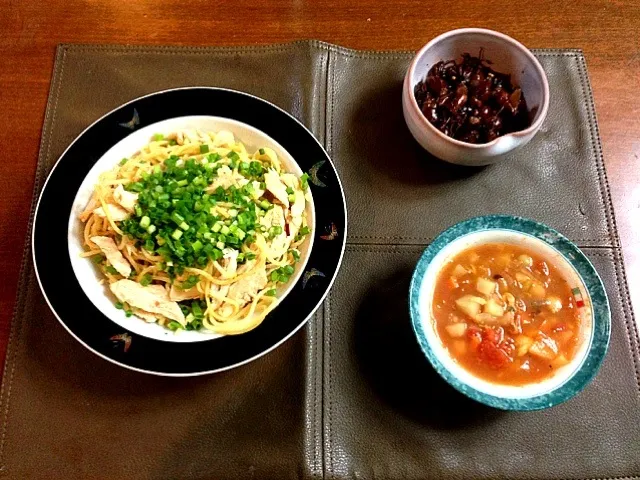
[[1, 0, 639, 367]]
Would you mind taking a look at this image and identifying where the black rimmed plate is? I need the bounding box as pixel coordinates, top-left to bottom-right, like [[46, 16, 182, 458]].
[[33, 87, 347, 376]]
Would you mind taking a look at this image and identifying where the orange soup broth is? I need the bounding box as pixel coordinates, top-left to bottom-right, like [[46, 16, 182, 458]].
[[432, 243, 583, 386]]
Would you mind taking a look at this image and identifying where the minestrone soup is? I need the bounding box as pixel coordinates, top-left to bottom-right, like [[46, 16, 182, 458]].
[[432, 243, 585, 386]]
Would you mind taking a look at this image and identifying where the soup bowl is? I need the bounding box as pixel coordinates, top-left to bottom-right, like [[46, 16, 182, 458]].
[[409, 215, 610, 410]]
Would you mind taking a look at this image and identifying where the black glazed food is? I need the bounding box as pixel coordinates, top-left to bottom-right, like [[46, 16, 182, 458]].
[[414, 50, 530, 144]]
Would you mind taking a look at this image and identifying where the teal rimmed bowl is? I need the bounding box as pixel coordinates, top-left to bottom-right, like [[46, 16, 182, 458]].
[[409, 215, 610, 411]]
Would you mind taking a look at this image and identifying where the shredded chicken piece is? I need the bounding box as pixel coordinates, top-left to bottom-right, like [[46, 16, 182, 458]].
[[113, 184, 139, 213], [110, 280, 185, 324], [91, 236, 132, 277], [264, 169, 289, 207], [169, 284, 201, 302], [93, 203, 130, 221]]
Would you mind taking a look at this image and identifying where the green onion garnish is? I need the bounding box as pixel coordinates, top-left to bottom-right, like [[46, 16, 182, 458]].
[[105, 265, 119, 275]]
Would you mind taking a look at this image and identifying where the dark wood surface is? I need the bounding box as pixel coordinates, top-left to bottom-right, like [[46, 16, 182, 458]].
[[1, 1, 639, 368]]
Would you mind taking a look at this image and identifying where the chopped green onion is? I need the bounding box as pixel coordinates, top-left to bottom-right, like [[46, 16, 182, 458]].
[[119, 158, 128, 166], [300, 173, 310, 190], [220, 225, 230, 235], [286, 187, 294, 195], [212, 222, 222, 233], [92, 254, 105, 264], [139, 216, 151, 228], [169, 139, 177, 146], [125, 310, 133, 318], [299, 226, 311, 236], [140, 274, 153, 286], [115, 302, 124, 309], [265, 289, 277, 296], [259, 148, 265, 155], [172, 229, 183, 240], [291, 249, 300, 261], [191, 301, 203, 318], [288, 194, 296, 204], [216, 241, 225, 250], [153, 133, 164, 141], [179, 221, 189, 231], [192, 240, 203, 252], [227, 151, 240, 161], [199, 144, 210, 154], [147, 225, 157, 234], [168, 321, 183, 331], [105, 265, 119, 275], [181, 275, 200, 290], [259, 200, 271, 210]]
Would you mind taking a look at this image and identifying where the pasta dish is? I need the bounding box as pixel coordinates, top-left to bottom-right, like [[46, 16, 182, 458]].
[[79, 129, 311, 335]]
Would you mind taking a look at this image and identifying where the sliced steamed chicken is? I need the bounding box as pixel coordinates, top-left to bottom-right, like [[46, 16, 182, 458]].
[[113, 184, 139, 213], [228, 261, 268, 303], [91, 236, 132, 277], [261, 205, 289, 257], [132, 308, 160, 323], [288, 190, 305, 239], [169, 284, 201, 302], [110, 280, 185, 324], [264, 169, 289, 207], [93, 203, 130, 221]]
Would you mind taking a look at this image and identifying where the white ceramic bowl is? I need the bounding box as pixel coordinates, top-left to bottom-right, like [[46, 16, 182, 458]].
[[409, 216, 610, 410], [68, 116, 315, 343], [402, 28, 550, 166]]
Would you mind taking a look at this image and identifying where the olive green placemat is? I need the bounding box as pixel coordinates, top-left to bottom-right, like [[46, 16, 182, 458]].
[[1, 41, 638, 480]]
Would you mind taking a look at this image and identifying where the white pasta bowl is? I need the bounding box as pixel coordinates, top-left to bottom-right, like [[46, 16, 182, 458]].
[[409, 215, 610, 410], [402, 28, 549, 166], [68, 116, 315, 343]]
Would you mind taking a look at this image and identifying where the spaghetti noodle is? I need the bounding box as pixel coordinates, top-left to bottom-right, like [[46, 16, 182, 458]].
[[79, 129, 311, 335]]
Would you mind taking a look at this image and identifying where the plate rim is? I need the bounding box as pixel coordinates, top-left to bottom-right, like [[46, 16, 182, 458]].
[[32, 86, 348, 377]]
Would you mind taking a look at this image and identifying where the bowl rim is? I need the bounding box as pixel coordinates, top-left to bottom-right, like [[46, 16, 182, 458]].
[[404, 28, 550, 150], [409, 215, 611, 410], [66, 114, 316, 343]]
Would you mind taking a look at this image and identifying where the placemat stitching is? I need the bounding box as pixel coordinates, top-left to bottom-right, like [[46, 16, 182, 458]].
[[347, 235, 612, 245], [0, 45, 68, 469], [311, 309, 317, 478], [610, 250, 640, 393], [60, 42, 582, 59], [310, 46, 329, 480], [327, 295, 334, 479], [327, 49, 336, 479], [574, 55, 619, 249]]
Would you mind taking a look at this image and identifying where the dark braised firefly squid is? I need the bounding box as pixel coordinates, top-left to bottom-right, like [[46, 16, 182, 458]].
[[414, 50, 530, 144]]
